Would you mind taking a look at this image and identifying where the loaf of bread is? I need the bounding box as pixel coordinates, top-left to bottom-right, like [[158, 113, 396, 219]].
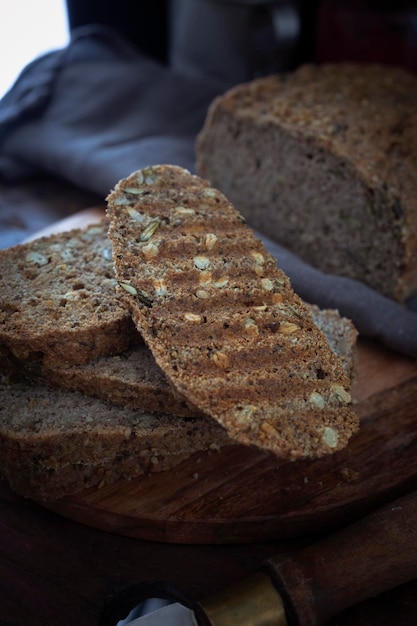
[[196, 63, 417, 302], [0, 221, 136, 366], [107, 165, 359, 460], [0, 372, 230, 500]]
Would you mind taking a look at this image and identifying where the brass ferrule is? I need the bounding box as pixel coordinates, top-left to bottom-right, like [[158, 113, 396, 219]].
[[194, 571, 288, 626]]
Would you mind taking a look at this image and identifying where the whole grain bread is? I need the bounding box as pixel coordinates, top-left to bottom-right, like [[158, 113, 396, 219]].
[[107, 165, 359, 460], [0, 303, 357, 501], [0, 221, 136, 366], [0, 372, 230, 500], [23, 304, 356, 415], [196, 63, 417, 302], [23, 343, 199, 417], [308, 305, 357, 380]]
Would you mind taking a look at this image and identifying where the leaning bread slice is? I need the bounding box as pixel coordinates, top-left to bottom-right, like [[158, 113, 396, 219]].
[[107, 165, 359, 460], [0, 373, 230, 500], [20, 304, 357, 418], [0, 221, 136, 366]]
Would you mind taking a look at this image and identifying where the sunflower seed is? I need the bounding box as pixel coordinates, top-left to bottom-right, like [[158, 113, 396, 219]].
[[140, 220, 160, 242], [142, 242, 159, 259], [322, 426, 339, 448], [212, 351, 229, 369], [127, 207, 145, 222], [194, 255, 211, 270], [184, 312, 202, 322], [175, 206, 195, 215], [119, 282, 138, 296], [124, 186, 146, 195], [309, 391, 325, 408], [331, 385, 351, 404], [205, 233, 218, 250], [279, 321, 298, 334]]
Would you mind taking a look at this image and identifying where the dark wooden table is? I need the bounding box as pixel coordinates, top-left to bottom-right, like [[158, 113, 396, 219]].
[[1, 176, 417, 625], [1, 478, 417, 626]]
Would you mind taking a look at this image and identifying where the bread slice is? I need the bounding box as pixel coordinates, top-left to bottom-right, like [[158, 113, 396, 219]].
[[107, 165, 359, 460], [17, 304, 357, 417], [196, 63, 417, 302], [0, 303, 357, 501], [0, 221, 136, 366], [308, 305, 357, 381], [18, 343, 199, 418], [21, 305, 358, 417], [0, 372, 230, 500]]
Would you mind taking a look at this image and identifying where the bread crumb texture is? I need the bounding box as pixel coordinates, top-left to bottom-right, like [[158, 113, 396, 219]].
[[0, 372, 230, 500], [107, 165, 359, 460], [196, 63, 417, 302], [0, 221, 134, 365]]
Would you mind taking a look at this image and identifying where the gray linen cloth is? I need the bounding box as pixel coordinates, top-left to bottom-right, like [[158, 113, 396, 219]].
[[0, 26, 416, 358]]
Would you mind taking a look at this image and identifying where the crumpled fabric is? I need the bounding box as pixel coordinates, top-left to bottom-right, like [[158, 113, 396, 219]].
[[263, 237, 417, 358], [0, 25, 416, 357], [0, 25, 226, 190]]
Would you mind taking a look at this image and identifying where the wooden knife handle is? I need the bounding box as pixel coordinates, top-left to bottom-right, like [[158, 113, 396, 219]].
[[265, 490, 417, 625]]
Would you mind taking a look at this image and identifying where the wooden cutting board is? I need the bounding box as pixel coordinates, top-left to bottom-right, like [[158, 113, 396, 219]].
[[45, 338, 417, 544]]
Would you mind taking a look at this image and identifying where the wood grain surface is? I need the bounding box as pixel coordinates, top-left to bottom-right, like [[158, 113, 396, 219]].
[[44, 338, 417, 544]]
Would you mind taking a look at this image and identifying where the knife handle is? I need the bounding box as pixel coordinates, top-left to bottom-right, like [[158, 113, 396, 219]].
[[266, 489, 417, 625]]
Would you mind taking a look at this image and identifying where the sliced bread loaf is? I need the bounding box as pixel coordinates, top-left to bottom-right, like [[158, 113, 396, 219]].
[[0, 372, 230, 500], [19, 304, 357, 417], [0, 221, 136, 366], [0, 304, 357, 501], [196, 63, 417, 302], [107, 165, 359, 460]]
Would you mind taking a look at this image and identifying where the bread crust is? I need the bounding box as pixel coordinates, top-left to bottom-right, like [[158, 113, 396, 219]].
[[196, 63, 417, 302]]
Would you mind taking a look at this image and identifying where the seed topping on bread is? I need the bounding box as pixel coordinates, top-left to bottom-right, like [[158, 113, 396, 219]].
[[0, 222, 135, 365], [107, 165, 359, 460]]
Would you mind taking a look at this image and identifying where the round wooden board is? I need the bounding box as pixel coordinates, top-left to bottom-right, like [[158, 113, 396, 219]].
[[44, 340, 417, 544]]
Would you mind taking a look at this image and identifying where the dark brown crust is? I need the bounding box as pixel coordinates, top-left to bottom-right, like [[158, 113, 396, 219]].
[[107, 165, 359, 460], [0, 452, 194, 502]]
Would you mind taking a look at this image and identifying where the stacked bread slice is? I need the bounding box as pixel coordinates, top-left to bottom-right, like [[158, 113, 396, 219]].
[[0, 166, 359, 501]]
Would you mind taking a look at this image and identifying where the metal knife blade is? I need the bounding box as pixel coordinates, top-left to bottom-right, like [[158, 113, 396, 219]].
[[127, 602, 198, 625]]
